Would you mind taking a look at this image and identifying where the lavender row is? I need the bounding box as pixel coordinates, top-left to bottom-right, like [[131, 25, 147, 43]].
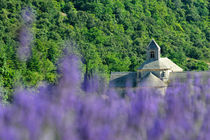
[[0, 56, 209, 140]]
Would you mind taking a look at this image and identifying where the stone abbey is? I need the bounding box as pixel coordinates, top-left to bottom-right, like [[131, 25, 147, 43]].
[[110, 39, 210, 94]]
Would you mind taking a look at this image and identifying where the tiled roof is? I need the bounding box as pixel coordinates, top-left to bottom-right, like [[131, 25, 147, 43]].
[[169, 71, 210, 84], [138, 59, 170, 70], [140, 72, 167, 87], [109, 72, 137, 88], [160, 58, 183, 72], [138, 58, 183, 72]]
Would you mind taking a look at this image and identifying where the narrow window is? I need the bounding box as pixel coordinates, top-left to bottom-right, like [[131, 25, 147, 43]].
[[150, 51, 155, 58], [162, 71, 165, 77]]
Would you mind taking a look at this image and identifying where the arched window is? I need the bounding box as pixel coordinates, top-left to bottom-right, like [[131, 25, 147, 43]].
[[150, 51, 155, 58]]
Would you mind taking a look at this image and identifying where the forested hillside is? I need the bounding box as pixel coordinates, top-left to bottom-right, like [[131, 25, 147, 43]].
[[0, 0, 209, 100]]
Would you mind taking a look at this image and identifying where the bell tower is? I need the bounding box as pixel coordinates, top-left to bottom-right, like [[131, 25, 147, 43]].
[[146, 39, 160, 61]]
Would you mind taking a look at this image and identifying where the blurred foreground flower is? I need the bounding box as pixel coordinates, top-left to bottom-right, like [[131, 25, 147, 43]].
[[0, 55, 209, 140], [17, 7, 34, 61]]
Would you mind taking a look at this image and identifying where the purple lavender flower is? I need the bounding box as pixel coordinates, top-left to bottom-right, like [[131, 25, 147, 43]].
[[22, 8, 35, 25], [0, 55, 209, 140], [17, 27, 33, 61], [17, 8, 34, 61]]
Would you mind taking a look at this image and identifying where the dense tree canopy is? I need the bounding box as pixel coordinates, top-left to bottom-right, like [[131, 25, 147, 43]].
[[0, 0, 209, 100]]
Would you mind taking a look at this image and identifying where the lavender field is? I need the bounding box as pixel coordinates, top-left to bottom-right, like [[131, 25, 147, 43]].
[[0, 56, 209, 140], [0, 1, 209, 140]]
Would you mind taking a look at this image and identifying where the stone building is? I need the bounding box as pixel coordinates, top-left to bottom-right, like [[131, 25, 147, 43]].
[[109, 39, 210, 94]]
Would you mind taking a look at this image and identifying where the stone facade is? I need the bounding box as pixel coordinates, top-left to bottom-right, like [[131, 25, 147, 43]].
[[137, 39, 183, 86], [109, 39, 210, 94]]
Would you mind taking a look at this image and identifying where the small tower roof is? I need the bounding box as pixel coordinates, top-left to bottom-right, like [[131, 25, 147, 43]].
[[147, 39, 160, 50]]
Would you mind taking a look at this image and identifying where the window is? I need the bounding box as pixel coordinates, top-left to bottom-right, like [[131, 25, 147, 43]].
[[162, 71, 165, 77], [150, 51, 155, 58]]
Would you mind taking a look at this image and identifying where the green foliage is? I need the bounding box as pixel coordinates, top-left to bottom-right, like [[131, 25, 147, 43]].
[[105, 53, 131, 72], [0, 0, 209, 100], [185, 59, 209, 71]]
